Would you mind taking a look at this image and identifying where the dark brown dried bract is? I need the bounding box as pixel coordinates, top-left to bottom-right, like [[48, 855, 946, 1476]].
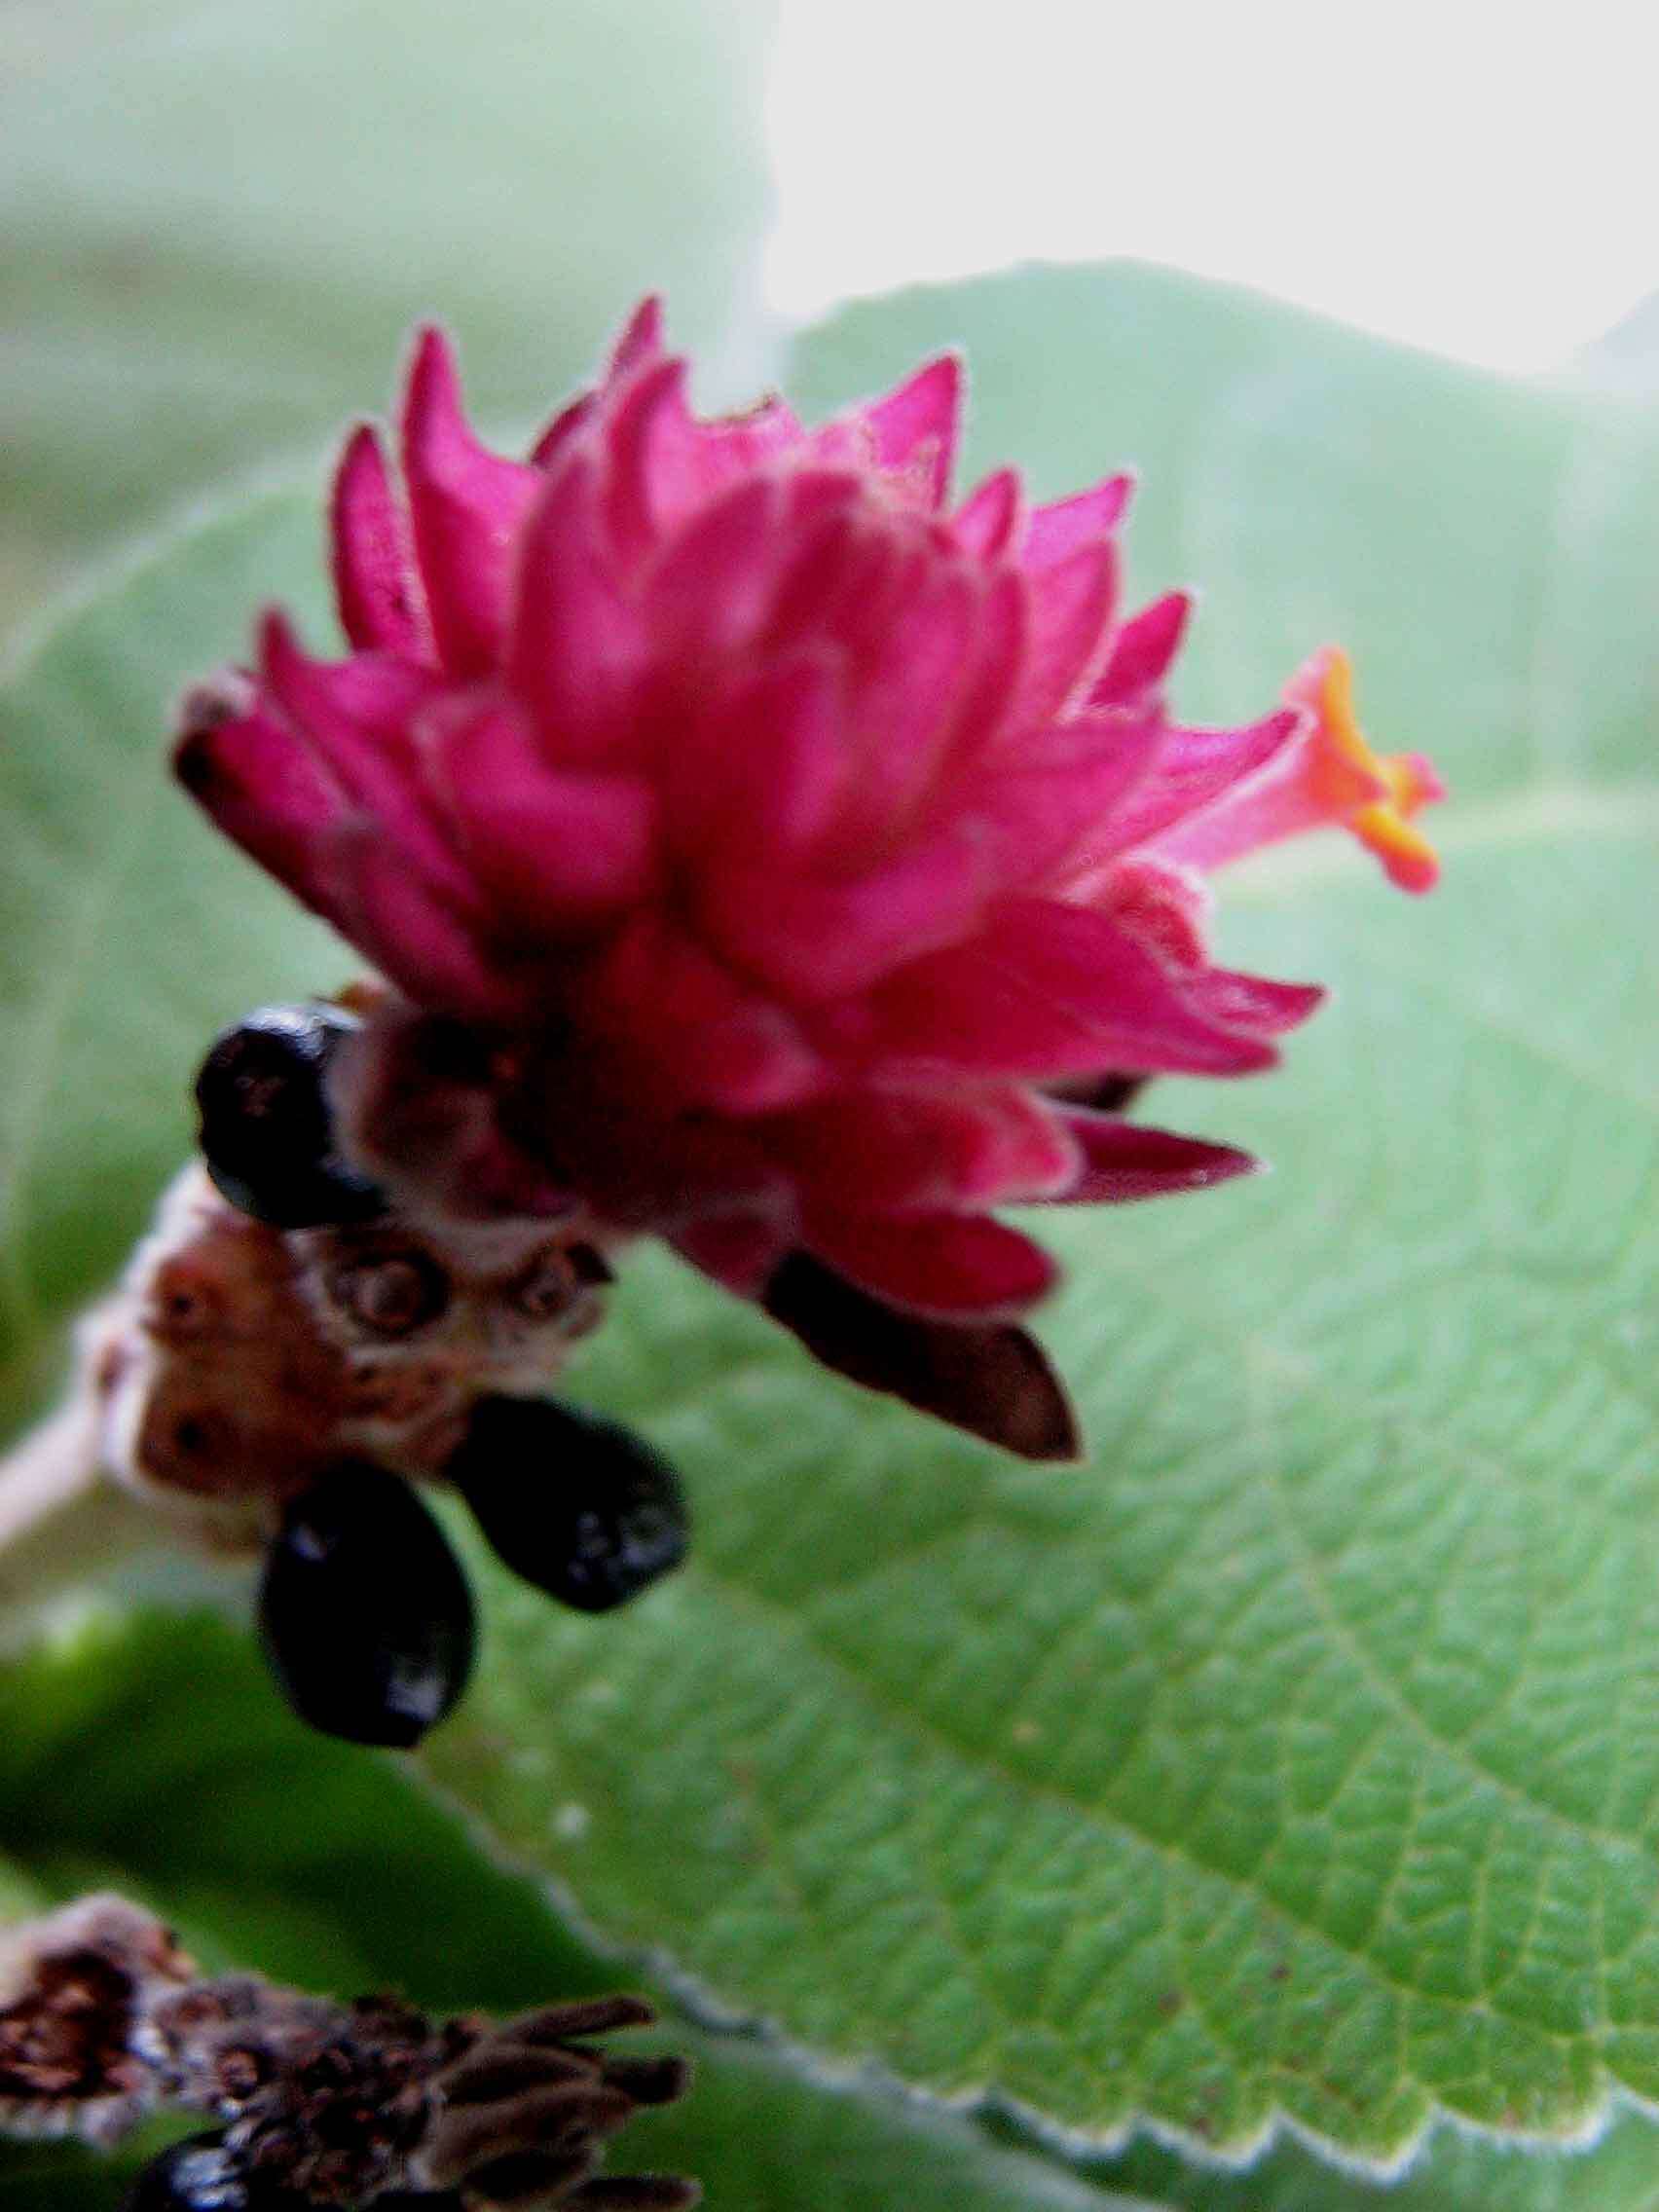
[[0, 1897, 194, 2143], [418, 1998, 699, 2208], [0, 1946, 139, 2108], [763, 1252, 1081, 1462]]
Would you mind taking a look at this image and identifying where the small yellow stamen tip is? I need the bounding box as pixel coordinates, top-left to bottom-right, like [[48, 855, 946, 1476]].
[[1311, 647, 1443, 893], [1349, 802, 1441, 892]]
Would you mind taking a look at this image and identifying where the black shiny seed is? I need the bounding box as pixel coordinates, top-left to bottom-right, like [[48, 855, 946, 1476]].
[[195, 1003, 387, 1230], [122, 2131, 308, 2212], [258, 1463, 476, 1747], [449, 1398, 689, 1614]]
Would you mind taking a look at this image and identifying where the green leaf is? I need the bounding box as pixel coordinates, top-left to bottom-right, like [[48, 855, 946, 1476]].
[[0, 0, 777, 635], [0, 1609, 1166, 2212], [1086, 2117, 1659, 2211], [6, 1612, 1659, 2211], [0, 490, 342, 1427], [1, 261, 1656, 2197]]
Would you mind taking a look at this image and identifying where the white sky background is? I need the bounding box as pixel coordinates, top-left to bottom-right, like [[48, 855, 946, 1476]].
[[764, 0, 1659, 374]]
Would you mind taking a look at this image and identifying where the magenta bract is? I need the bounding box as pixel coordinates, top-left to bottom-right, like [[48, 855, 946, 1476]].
[[176, 300, 1441, 1332]]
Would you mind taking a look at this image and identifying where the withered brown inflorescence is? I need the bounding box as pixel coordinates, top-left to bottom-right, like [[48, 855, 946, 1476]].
[[1, 1896, 698, 2208]]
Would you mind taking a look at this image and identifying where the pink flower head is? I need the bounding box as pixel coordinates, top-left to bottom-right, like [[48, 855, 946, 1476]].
[[175, 299, 1442, 1452]]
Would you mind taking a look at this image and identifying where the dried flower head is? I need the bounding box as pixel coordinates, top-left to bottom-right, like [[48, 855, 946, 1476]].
[[1, 1895, 698, 2207], [174, 301, 1442, 1452], [1, 1896, 194, 2145]]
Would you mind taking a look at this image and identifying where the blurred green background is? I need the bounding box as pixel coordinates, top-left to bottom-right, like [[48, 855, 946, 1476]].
[[0, 0, 780, 644]]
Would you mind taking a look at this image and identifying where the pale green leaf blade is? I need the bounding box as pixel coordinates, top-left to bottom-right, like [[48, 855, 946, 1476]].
[[0, 0, 777, 631], [0, 491, 340, 1424], [6, 1614, 1659, 2210], [0, 1611, 1162, 2212], [1086, 2116, 1659, 2211]]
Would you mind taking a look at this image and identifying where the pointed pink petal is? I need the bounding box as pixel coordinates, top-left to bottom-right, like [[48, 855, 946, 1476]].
[[401, 326, 538, 678], [529, 390, 598, 468], [690, 393, 811, 505], [1089, 590, 1192, 712], [579, 914, 826, 1114], [953, 467, 1024, 559], [601, 336, 809, 550], [1024, 474, 1132, 566], [682, 1004, 829, 1114], [672, 1210, 796, 1297], [831, 560, 980, 851], [423, 695, 659, 930], [1090, 854, 1212, 970], [1042, 1109, 1259, 1203], [1081, 708, 1305, 866], [1082, 863, 1323, 1042], [172, 679, 351, 922], [674, 651, 847, 859], [939, 566, 1029, 766], [603, 354, 692, 570], [850, 897, 1280, 1080], [698, 827, 987, 1002], [765, 1086, 1079, 1212], [1014, 538, 1119, 724], [645, 474, 787, 660], [608, 374, 809, 550], [330, 424, 429, 657], [803, 1208, 1058, 1320], [758, 495, 898, 664], [508, 452, 648, 764], [822, 354, 963, 509], [866, 352, 962, 504], [324, 819, 513, 1020], [256, 612, 467, 896], [1150, 727, 1372, 872], [1180, 967, 1326, 1037], [605, 295, 668, 388], [962, 713, 1162, 888]]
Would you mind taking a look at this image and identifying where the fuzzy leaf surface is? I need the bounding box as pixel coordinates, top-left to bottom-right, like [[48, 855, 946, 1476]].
[[6, 1615, 1659, 2210], [0, 1611, 1162, 2212]]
